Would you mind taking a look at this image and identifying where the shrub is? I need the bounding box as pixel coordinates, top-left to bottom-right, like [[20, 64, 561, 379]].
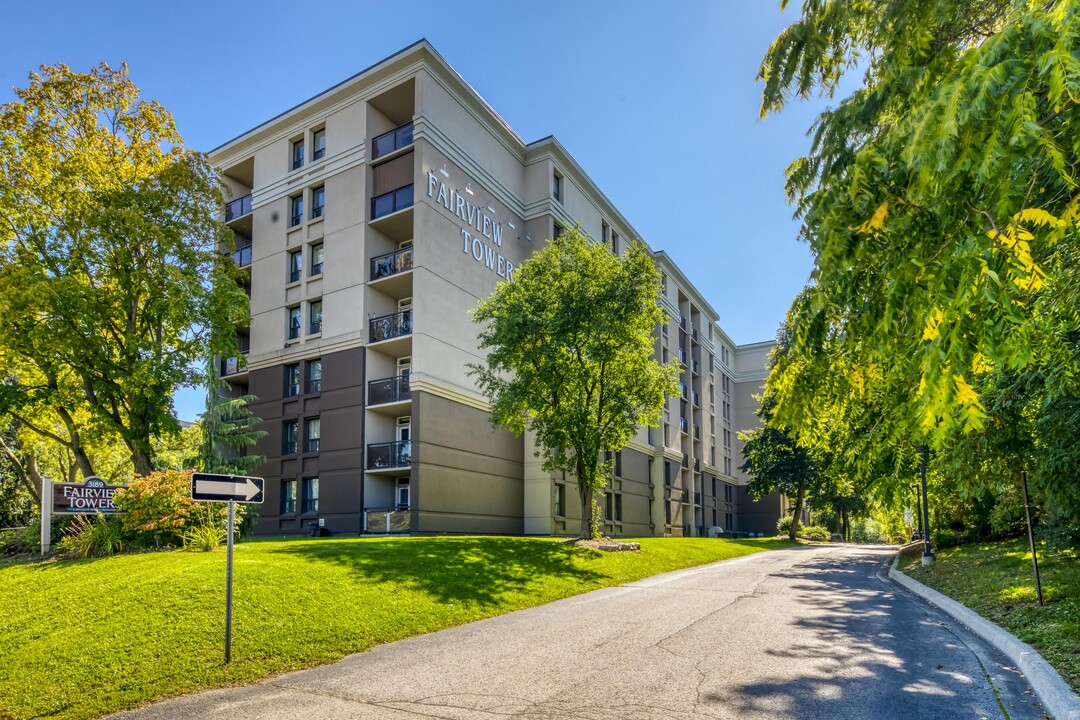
[[0, 523, 38, 556], [777, 515, 793, 535], [113, 469, 254, 549], [797, 525, 831, 542], [1041, 523, 1080, 554], [181, 520, 226, 552], [56, 514, 125, 558]]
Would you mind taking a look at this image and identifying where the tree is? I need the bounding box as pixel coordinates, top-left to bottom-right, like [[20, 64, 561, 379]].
[[759, 1, 1080, 451], [198, 356, 266, 475], [0, 62, 248, 476], [471, 226, 679, 538]]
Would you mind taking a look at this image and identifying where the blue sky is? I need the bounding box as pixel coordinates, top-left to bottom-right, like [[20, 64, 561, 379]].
[[3, 1, 836, 422]]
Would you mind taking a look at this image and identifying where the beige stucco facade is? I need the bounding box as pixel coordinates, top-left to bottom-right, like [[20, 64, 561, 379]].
[[209, 40, 779, 537]]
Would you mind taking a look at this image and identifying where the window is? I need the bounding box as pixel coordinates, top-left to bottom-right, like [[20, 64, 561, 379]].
[[311, 186, 324, 219], [612, 231, 620, 255], [723, 429, 731, 449], [605, 492, 613, 522], [310, 243, 324, 276], [725, 484, 733, 503], [301, 477, 319, 513], [307, 359, 322, 393], [615, 493, 623, 522], [281, 480, 296, 514], [289, 194, 303, 227], [552, 170, 562, 203], [726, 512, 734, 530], [288, 250, 302, 283], [553, 221, 564, 238], [665, 498, 671, 525], [664, 461, 671, 487], [396, 478, 410, 509], [282, 420, 298, 454], [312, 128, 326, 161], [724, 457, 732, 475], [554, 484, 565, 517], [601, 221, 609, 245], [284, 363, 300, 397], [309, 300, 322, 334], [614, 451, 622, 477], [661, 272, 668, 293], [291, 139, 304, 170], [304, 417, 321, 453], [287, 306, 301, 340]]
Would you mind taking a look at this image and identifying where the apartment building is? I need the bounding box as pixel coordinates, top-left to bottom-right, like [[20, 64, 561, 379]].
[[209, 39, 779, 537]]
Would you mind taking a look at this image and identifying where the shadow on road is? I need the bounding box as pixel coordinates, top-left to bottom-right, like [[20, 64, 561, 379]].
[[707, 548, 1033, 720], [265, 537, 605, 607]]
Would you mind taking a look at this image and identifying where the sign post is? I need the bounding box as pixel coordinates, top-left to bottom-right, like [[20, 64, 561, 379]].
[[41, 477, 52, 556], [190, 473, 264, 664]]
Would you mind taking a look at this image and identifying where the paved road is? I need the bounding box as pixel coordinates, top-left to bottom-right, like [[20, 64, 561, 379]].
[[114, 545, 1047, 719]]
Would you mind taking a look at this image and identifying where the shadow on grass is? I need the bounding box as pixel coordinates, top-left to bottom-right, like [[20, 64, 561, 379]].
[[268, 537, 606, 607]]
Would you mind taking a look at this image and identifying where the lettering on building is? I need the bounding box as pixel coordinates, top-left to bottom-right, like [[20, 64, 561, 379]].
[[426, 171, 514, 280]]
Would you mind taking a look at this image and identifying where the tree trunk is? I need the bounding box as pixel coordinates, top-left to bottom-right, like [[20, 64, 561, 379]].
[[841, 507, 849, 542], [132, 446, 154, 477], [576, 454, 594, 539], [789, 482, 805, 541], [55, 406, 96, 479], [0, 438, 43, 508]]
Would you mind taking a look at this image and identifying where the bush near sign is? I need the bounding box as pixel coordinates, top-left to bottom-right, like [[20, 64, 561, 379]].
[[53, 476, 125, 514]]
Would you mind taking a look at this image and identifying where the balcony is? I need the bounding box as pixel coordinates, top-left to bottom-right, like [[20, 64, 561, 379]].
[[225, 194, 252, 222], [221, 356, 243, 377], [694, 491, 702, 505], [369, 310, 412, 343], [232, 244, 252, 268], [371, 184, 414, 220], [367, 440, 411, 470], [692, 359, 700, 375], [692, 391, 700, 406], [678, 382, 688, 399], [679, 417, 689, 434], [368, 374, 411, 406], [694, 425, 701, 440], [691, 325, 699, 341], [372, 122, 414, 160], [682, 453, 689, 468], [371, 246, 414, 282]]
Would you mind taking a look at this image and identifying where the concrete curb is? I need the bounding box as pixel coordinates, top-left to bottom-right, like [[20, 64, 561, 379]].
[[889, 552, 1080, 720]]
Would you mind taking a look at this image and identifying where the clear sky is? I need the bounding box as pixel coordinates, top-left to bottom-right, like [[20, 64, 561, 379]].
[[2, 1, 834, 422]]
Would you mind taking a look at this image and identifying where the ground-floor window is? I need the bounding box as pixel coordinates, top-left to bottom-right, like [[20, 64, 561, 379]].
[[302, 477, 319, 513], [396, 478, 410, 510], [554, 484, 565, 517], [281, 479, 296, 514]]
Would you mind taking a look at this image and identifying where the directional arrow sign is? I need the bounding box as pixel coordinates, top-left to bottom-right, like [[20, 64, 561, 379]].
[[191, 473, 264, 504]]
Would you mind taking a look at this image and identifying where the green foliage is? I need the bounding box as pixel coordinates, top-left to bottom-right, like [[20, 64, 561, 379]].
[[776, 515, 792, 536], [198, 356, 267, 475], [56, 514, 125, 558], [0, 62, 249, 476], [850, 517, 889, 545], [0, 524, 39, 557], [470, 226, 679, 538], [796, 525, 830, 542], [0, 536, 791, 719], [180, 516, 226, 552], [112, 468, 250, 547]]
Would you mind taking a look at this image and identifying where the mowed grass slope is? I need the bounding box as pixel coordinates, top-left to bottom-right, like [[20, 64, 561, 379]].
[[1, 535, 788, 719], [901, 537, 1080, 692]]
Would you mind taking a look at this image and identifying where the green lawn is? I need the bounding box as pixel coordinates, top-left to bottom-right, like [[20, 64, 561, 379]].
[[0, 535, 789, 720], [900, 537, 1080, 692]]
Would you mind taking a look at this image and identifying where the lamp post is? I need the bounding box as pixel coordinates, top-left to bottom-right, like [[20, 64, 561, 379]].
[[919, 445, 934, 565]]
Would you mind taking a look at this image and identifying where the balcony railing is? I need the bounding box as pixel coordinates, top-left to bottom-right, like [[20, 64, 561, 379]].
[[682, 453, 689, 468], [367, 440, 411, 470], [692, 391, 700, 406], [368, 374, 411, 405], [221, 357, 243, 376], [364, 508, 411, 534], [369, 310, 412, 343], [679, 417, 689, 434], [692, 359, 700, 375], [233, 245, 252, 268], [371, 184, 414, 220], [225, 194, 252, 222], [678, 382, 688, 399], [694, 425, 701, 440], [371, 246, 414, 281], [372, 122, 414, 160]]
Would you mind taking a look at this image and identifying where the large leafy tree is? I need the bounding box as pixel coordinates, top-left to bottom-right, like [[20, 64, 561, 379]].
[[759, 1, 1080, 456], [471, 226, 679, 538], [0, 63, 248, 476]]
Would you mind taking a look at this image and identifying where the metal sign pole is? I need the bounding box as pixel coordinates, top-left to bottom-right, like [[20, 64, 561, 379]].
[[1021, 470, 1044, 606], [225, 499, 235, 664], [920, 445, 935, 565]]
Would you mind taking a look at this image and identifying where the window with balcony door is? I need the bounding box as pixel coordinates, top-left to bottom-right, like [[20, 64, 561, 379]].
[[289, 194, 303, 227], [287, 306, 301, 340], [291, 139, 304, 170], [284, 364, 300, 397], [288, 250, 302, 283], [304, 417, 321, 453]]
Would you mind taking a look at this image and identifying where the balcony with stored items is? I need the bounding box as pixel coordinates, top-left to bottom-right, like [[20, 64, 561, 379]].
[[369, 308, 412, 344], [369, 244, 414, 299], [366, 440, 411, 472], [221, 331, 250, 380]]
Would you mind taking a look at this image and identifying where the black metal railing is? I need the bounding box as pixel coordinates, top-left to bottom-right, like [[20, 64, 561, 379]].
[[366, 440, 411, 470], [221, 357, 243, 376], [682, 453, 689, 468], [369, 310, 412, 343], [368, 374, 411, 405], [694, 425, 701, 440], [225, 194, 252, 222], [692, 391, 700, 406], [372, 122, 414, 160], [232, 245, 252, 268], [371, 184, 414, 220], [679, 417, 689, 434], [370, 246, 414, 281], [679, 382, 688, 399]]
